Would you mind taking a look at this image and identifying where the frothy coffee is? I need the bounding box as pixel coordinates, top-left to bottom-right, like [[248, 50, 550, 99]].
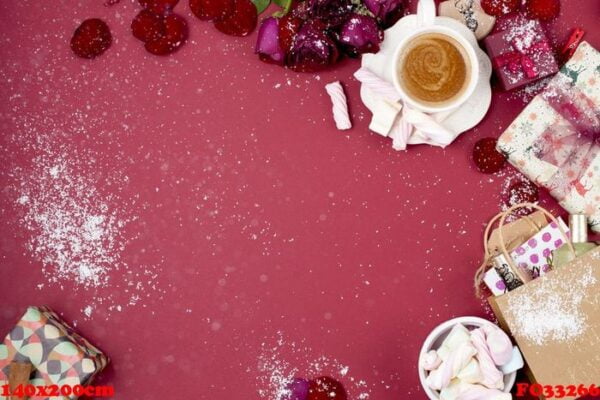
[[397, 32, 471, 106]]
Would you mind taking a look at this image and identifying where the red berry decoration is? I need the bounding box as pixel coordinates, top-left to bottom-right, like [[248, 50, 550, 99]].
[[473, 137, 507, 174], [71, 18, 112, 59], [132, 9, 165, 43], [307, 377, 347, 400], [278, 14, 303, 53], [144, 14, 188, 55], [132, 9, 187, 55], [214, 0, 258, 37], [480, 0, 520, 16], [504, 179, 539, 207], [525, 0, 560, 20], [139, 0, 179, 15], [190, 0, 234, 21]]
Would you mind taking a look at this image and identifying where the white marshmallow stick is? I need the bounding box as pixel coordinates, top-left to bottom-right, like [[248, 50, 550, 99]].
[[325, 81, 352, 130], [426, 342, 477, 391], [421, 350, 442, 371], [353, 68, 401, 102], [456, 383, 512, 400]]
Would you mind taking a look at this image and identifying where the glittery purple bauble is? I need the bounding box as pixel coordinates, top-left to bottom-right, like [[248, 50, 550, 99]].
[[283, 378, 310, 400]]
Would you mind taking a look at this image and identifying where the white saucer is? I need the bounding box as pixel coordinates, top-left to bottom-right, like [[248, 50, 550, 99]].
[[360, 15, 493, 145]]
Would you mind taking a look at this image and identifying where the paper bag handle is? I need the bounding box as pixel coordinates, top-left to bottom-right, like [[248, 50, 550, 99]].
[[498, 203, 575, 273], [481, 211, 546, 260], [474, 208, 547, 296], [474, 203, 575, 297]]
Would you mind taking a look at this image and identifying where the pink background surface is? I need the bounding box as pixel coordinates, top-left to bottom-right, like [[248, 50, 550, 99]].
[[1, 1, 599, 399]]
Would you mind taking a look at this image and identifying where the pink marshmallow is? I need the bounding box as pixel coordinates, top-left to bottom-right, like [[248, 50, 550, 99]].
[[470, 328, 505, 390], [482, 324, 513, 366]]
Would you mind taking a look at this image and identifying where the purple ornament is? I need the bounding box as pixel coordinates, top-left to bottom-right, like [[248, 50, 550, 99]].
[[282, 378, 310, 400], [337, 13, 383, 57], [362, 0, 405, 28], [255, 17, 285, 65]]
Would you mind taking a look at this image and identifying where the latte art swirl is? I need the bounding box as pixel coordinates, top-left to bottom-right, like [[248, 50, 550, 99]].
[[398, 33, 469, 105]]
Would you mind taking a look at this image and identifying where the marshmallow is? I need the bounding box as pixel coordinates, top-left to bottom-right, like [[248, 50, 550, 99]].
[[368, 99, 402, 136], [440, 379, 462, 400], [353, 68, 401, 102], [455, 383, 512, 400], [457, 358, 483, 384], [482, 324, 513, 366], [426, 342, 477, 391], [470, 328, 505, 390], [325, 81, 352, 130], [500, 346, 524, 375], [438, 324, 472, 361], [421, 350, 442, 371]]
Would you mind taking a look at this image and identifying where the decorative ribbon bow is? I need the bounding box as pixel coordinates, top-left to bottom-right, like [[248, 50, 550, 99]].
[[493, 38, 551, 79], [533, 76, 600, 200], [353, 68, 458, 151]]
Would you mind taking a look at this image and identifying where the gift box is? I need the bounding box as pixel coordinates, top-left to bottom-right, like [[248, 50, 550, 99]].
[[510, 218, 569, 279], [0, 307, 109, 399], [497, 41, 600, 233], [483, 268, 508, 296], [489, 246, 600, 398], [484, 16, 559, 91], [476, 210, 548, 297]]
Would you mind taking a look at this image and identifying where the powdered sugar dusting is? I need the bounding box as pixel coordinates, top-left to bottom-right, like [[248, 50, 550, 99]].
[[2, 110, 163, 318], [506, 265, 597, 345], [256, 332, 373, 400], [16, 147, 127, 288]]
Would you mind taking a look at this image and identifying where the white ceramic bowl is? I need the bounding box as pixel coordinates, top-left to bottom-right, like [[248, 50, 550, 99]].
[[418, 316, 517, 400]]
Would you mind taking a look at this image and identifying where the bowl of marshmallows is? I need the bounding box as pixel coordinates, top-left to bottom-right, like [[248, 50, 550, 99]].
[[418, 316, 524, 400]]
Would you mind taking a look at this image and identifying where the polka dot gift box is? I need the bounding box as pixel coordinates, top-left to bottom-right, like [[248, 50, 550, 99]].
[[509, 217, 570, 279], [0, 306, 108, 399]]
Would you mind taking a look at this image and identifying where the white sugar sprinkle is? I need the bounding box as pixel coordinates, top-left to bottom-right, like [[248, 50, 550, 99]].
[[506, 265, 597, 345]]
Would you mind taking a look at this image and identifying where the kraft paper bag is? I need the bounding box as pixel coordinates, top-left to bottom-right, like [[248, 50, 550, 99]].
[[489, 247, 600, 399]]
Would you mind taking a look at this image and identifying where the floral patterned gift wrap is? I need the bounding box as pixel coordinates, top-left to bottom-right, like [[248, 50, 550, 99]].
[[497, 42, 600, 232], [0, 306, 109, 399]]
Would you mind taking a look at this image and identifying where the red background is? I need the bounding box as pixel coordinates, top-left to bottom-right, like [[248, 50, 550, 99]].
[[1, 1, 599, 399]]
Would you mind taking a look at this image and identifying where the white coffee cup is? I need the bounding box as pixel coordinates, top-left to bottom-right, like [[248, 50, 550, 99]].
[[392, 0, 479, 114]]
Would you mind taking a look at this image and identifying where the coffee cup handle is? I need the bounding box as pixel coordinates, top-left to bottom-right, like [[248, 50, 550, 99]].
[[417, 0, 436, 27]]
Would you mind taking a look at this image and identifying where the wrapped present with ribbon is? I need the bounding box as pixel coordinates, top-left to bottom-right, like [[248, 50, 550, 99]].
[[484, 16, 559, 91], [0, 306, 109, 399], [497, 41, 600, 232]]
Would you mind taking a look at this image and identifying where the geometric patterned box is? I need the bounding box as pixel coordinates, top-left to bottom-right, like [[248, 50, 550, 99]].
[[0, 306, 109, 399], [497, 41, 600, 232]]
